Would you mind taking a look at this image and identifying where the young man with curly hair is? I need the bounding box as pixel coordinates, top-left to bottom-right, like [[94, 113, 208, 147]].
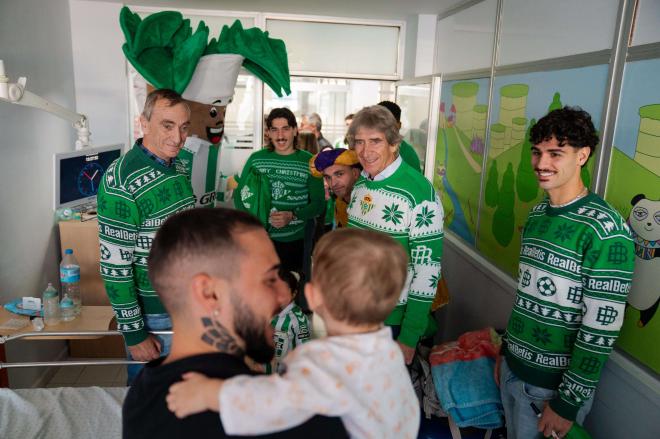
[[496, 107, 635, 438]]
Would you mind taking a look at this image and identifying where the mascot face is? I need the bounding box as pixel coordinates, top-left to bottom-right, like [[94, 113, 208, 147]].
[[186, 100, 227, 145], [629, 195, 660, 243]]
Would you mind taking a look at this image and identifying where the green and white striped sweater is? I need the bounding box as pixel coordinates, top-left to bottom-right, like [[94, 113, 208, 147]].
[[347, 160, 444, 347], [503, 192, 634, 421], [97, 142, 195, 345], [235, 149, 324, 242], [268, 301, 311, 374], [175, 136, 221, 208]]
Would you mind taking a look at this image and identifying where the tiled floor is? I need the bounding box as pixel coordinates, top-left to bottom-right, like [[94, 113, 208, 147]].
[[45, 362, 127, 388]]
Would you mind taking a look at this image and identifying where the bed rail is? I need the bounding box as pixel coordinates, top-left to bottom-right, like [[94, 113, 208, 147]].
[[0, 329, 173, 369]]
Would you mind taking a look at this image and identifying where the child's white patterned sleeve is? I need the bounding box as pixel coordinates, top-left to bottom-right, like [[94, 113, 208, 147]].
[[219, 349, 347, 435]]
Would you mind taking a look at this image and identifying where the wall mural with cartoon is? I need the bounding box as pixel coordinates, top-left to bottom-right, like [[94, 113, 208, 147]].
[[605, 57, 660, 373], [475, 65, 607, 275], [433, 78, 490, 245]]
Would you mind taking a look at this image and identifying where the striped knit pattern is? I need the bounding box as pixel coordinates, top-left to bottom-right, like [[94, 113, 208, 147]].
[[347, 161, 444, 347], [504, 192, 634, 421], [236, 149, 324, 242], [97, 142, 195, 345], [175, 137, 221, 208], [269, 302, 311, 374]]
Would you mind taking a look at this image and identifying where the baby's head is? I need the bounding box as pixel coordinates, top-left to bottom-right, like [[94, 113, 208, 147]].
[[307, 228, 408, 327]]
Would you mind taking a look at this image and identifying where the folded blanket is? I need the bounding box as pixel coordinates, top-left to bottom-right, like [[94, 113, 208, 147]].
[[430, 328, 504, 429]]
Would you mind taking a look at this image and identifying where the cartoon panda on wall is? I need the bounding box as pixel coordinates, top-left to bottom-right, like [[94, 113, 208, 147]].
[[627, 194, 660, 327]]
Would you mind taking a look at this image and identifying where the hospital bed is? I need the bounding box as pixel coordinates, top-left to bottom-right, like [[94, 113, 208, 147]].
[[0, 324, 170, 439]]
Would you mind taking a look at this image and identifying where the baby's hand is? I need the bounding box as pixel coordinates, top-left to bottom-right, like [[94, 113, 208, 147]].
[[166, 372, 222, 418]]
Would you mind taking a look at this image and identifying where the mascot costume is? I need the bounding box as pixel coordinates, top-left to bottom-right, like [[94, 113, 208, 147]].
[[119, 6, 290, 207]]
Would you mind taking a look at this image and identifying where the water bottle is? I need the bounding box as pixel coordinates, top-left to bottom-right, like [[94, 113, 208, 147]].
[[60, 248, 81, 316], [42, 283, 61, 326], [60, 295, 75, 322]]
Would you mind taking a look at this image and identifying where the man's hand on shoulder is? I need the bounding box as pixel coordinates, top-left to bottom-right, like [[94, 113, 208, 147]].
[[539, 402, 573, 438], [128, 334, 162, 361]]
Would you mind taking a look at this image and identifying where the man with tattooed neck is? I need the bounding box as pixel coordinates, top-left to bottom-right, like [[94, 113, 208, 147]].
[[122, 208, 348, 438]]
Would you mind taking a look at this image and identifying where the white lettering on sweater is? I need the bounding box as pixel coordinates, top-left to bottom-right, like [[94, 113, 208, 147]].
[[509, 343, 534, 361], [547, 253, 581, 273], [534, 353, 570, 367], [102, 225, 137, 241], [522, 245, 546, 261], [585, 278, 631, 294]]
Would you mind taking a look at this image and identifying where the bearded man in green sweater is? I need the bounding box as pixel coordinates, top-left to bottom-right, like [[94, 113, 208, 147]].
[[97, 89, 196, 384], [346, 105, 444, 365], [496, 107, 635, 439]]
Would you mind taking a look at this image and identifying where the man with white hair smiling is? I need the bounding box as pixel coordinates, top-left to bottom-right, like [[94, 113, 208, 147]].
[[346, 105, 444, 365]]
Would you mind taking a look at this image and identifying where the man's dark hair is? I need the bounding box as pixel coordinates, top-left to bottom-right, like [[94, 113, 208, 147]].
[[265, 107, 298, 151], [378, 101, 401, 123], [148, 208, 263, 314], [279, 269, 302, 299], [266, 107, 298, 129], [142, 89, 189, 120], [530, 106, 599, 159]]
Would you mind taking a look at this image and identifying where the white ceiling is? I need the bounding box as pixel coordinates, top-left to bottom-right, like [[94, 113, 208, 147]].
[[86, 0, 466, 20]]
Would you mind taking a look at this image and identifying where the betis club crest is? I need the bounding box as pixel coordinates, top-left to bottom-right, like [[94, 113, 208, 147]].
[[271, 180, 289, 200], [360, 194, 374, 216]]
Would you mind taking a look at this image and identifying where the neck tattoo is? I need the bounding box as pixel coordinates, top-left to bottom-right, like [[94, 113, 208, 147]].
[[550, 186, 588, 208], [200, 317, 244, 357]]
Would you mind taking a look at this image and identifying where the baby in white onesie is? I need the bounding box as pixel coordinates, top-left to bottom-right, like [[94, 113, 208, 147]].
[[166, 228, 420, 439]]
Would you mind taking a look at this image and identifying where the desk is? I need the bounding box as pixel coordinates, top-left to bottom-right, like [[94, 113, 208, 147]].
[[0, 306, 117, 386]]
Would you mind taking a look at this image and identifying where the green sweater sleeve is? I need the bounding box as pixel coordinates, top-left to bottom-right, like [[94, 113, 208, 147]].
[[549, 227, 634, 421], [233, 153, 255, 212], [398, 196, 444, 347], [293, 173, 325, 221], [97, 172, 148, 346]]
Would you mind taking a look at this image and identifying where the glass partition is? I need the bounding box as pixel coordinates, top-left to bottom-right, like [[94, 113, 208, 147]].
[[396, 83, 432, 173], [264, 76, 395, 148], [435, 0, 497, 74], [498, 0, 618, 65], [266, 19, 402, 78]]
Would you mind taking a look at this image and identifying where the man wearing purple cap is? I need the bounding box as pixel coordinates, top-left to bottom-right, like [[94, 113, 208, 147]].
[[310, 149, 361, 228]]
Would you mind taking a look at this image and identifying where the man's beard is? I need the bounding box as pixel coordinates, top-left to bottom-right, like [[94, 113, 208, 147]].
[[231, 291, 275, 364]]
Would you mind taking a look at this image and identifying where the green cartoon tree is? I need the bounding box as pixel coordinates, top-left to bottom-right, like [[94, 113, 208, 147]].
[[516, 118, 539, 202], [548, 92, 562, 112], [492, 163, 516, 247], [485, 160, 499, 208]]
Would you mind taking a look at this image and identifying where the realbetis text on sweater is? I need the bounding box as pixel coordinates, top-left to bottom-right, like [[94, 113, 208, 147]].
[[97, 142, 195, 345], [503, 192, 634, 421]]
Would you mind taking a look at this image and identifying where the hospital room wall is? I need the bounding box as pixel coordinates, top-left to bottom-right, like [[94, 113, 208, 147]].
[[0, 0, 75, 388]]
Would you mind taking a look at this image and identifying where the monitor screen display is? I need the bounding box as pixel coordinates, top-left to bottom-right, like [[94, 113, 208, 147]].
[[54, 144, 123, 209]]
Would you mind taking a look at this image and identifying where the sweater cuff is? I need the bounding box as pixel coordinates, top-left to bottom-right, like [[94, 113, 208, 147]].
[[123, 328, 149, 347], [549, 395, 579, 422], [397, 327, 421, 348]]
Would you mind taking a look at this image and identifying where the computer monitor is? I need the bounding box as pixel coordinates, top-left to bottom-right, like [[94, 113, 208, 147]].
[[54, 144, 123, 210]]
